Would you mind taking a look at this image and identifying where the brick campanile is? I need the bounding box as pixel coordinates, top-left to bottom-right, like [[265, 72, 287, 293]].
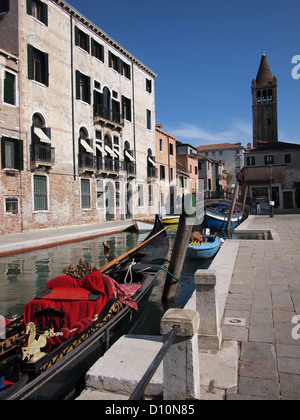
[[252, 52, 278, 148]]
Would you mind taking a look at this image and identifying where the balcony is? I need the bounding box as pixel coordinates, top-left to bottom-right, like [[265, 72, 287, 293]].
[[124, 161, 136, 177], [30, 144, 55, 170], [94, 104, 124, 130], [95, 156, 136, 178], [147, 166, 158, 179], [78, 153, 96, 174]]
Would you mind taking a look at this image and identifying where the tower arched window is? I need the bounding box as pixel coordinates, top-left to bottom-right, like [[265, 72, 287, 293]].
[[267, 90, 273, 101], [257, 91, 262, 102]]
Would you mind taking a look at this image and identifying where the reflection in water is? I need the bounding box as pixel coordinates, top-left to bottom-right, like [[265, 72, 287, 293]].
[[0, 229, 213, 335]]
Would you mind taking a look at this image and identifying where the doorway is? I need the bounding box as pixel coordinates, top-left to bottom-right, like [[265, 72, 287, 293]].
[[283, 191, 294, 209]]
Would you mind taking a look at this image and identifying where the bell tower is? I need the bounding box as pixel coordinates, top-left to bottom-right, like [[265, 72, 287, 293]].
[[252, 53, 278, 148]]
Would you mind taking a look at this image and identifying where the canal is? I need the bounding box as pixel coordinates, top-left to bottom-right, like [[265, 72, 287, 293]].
[[0, 228, 213, 335]]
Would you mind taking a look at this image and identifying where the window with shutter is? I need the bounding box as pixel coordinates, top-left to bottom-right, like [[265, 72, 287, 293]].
[[1, 137, 23, 171], [27, 0, 48, 25], [122, 96, 131, 122], [3, 70, 16, 106], [27, 44, 49, 86], [91, 39, 104, 62], [75, 70, 90, 104], [75, 27, 90, 53], [0, 0, 9, 13], [33, 175, 48, 211], [81, 179, 91, 209]]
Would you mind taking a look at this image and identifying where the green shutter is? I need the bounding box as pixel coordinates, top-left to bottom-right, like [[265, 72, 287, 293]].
[[86, 34, 90, 54], [17, 140, 24, 171], [27, 44, 34, 80], [91, 38, 94, 56], [26, 0, 32, 15], [100, 44, 104, 62], [75, 27, 79, 46], [42, 2, 48, 26], [1, 137, 6, 169], [43, 52, 49, 86], [3, 71, 15, 105], [86, 76, 91, 104], [108, 51, 112, 68], [75, 70, 80, 100]]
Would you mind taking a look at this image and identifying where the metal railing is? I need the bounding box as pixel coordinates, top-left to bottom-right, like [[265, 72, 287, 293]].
[[94, 104, 124, 126], [31, 144, 55, 164], [129, 325, 180, 401]]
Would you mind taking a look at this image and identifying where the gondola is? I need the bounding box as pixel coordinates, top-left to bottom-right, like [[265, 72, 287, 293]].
[[0, 215, 169, 400]]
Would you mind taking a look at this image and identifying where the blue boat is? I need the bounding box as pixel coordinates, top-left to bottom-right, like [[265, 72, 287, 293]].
[[187, 235, 222, 260], [203, 205, 242, 231]]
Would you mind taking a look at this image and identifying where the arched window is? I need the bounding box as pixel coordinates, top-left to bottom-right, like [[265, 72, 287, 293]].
[[263, 90, 267, 101], [257, 91, 262, 102], [79, 127, 93, 154], [267, 89, 273, 101], [32, 113, 51, 144]]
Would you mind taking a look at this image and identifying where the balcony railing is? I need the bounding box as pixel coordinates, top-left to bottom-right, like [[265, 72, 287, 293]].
[[94, 104, 124, 126], [31, 144, 55, 165], [124, 161, 136, 176], [78, 153, 96, 170], [147, 166, 158, 178]]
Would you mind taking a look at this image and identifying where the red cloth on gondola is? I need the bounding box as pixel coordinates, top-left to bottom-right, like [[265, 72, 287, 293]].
[[23, 271, 141, 329]]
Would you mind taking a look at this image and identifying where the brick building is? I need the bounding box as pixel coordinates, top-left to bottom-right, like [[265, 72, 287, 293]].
[[155, 124, 177, 215], [0, 0, 158, 235]]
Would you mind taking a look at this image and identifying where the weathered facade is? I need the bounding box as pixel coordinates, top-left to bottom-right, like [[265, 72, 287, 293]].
[[0, 0, 158, 235]]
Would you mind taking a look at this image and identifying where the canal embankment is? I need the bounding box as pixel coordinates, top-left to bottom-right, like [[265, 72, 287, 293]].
[[0, 220, 133, 257], [78, 214, 300, 400]]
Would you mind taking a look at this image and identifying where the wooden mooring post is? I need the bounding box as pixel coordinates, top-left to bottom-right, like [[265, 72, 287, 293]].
[[226, 183, 239, 236], [162, 195, 195, 302]]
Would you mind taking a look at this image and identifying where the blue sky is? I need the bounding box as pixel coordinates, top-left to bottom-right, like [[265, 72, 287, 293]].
[[68, 0, 300, 147]]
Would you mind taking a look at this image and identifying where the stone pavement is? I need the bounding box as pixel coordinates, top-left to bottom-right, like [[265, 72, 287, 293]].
[[223, 215, 300, 400]]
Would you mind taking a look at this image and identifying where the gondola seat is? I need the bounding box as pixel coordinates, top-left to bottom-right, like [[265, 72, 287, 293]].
[[23, 271, 141, 333]]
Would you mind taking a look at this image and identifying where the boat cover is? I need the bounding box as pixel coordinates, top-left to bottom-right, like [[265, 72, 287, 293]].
[[23, 271, 141, 331]]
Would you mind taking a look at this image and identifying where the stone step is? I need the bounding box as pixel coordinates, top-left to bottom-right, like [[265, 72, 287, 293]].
[[82, 335, 164, 398]]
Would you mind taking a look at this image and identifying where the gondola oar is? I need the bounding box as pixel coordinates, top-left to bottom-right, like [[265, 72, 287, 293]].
[[98, 227, 167, 273]]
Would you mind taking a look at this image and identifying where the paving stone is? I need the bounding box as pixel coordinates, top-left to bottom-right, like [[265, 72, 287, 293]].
[[274, 322, 300, 345], [238, 377, 280, 399], [278, 357, 300, 375], [279, 373, 300, 399], [240, 342, 276, 363], [239, 360, 277, 380]]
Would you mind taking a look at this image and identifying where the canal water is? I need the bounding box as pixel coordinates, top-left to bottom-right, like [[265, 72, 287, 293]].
[[0, 228, 213, 335]]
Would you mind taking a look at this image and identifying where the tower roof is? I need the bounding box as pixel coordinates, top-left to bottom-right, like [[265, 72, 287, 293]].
[[255, 53, 274, 85]]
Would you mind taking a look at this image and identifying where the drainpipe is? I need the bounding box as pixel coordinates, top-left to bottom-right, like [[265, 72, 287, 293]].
[[70, 13, 76, 181], [131, 63, 137, 163]]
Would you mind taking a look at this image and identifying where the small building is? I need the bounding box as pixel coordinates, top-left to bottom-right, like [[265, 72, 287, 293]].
[[198, 155, 226, 198], [155, 124, 177, 215], [196, 143, 244, 185], [176, 142, 199, 196], [242, 142, 300, 212]]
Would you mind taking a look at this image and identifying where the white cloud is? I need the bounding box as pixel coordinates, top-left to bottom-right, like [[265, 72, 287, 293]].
[[169, 120, 252, 147]]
